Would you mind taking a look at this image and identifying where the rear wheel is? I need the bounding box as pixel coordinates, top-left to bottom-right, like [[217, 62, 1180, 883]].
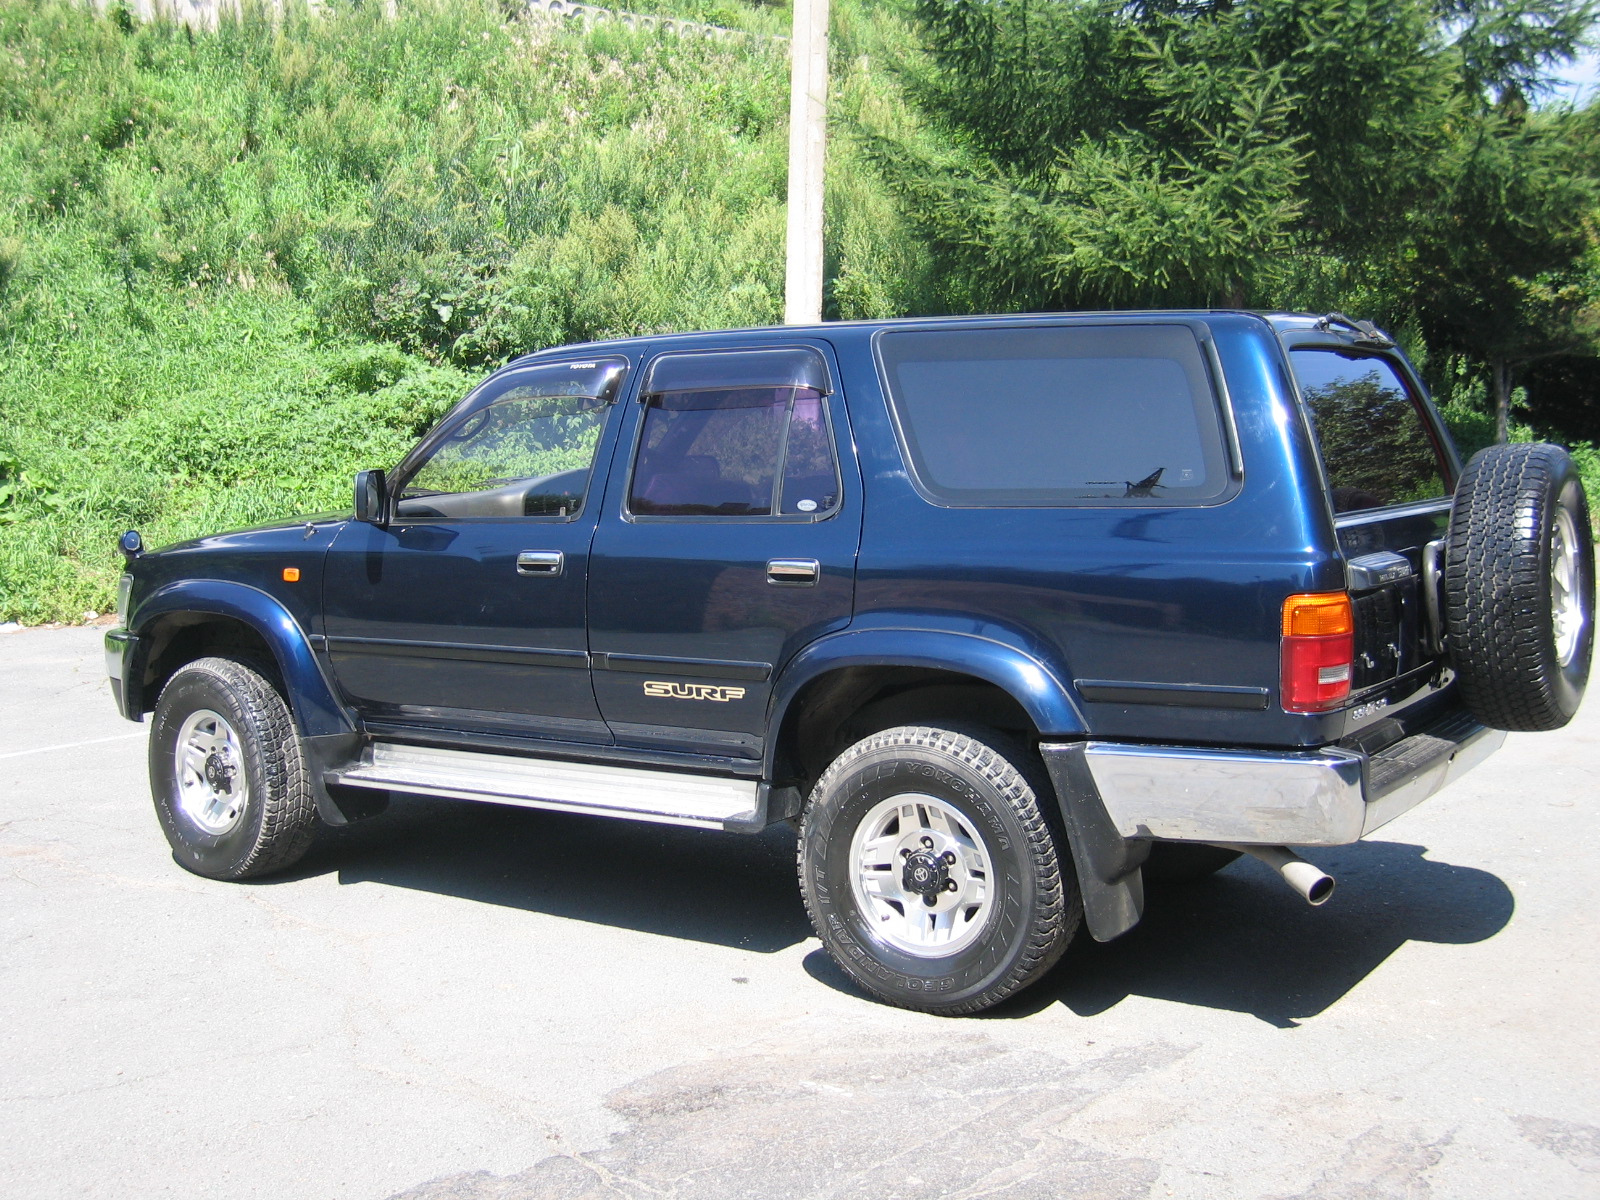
[[149, 656, 318, 879], [1444, 443, 1594, 731], [798, 726, 1079, 1015]]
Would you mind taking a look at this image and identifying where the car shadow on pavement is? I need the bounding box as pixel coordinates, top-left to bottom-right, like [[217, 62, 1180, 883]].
[[803, 840, 1515, 1026], [1004, 839, 1514, 1026], [283, 793, 813, 953]]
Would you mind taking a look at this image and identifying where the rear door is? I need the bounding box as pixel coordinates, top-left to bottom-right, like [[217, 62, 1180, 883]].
[[1287, 343, 1458, 721], [587, 344, 861, 762]]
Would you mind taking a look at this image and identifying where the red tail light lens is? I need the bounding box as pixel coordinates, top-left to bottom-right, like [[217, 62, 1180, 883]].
[[1281, 593, 1354, 713]]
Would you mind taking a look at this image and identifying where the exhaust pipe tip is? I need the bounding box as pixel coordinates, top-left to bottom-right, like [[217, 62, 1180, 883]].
[[1281, 859, 1336, 906], [1218, 844, 1336, 906]]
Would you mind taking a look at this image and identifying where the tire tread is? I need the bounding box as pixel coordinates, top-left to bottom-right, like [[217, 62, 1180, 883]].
[[1443, 443, 1593, 732], [154, 656, 317, 878], [798, 725, 1079, 1016]]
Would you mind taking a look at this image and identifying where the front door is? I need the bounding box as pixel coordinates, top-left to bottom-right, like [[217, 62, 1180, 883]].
[[322, 357, 628, 744], [587, 344, 861, 761]]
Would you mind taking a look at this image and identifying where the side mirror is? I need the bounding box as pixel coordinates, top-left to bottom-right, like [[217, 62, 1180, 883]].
[[354, 469, 388, 526]]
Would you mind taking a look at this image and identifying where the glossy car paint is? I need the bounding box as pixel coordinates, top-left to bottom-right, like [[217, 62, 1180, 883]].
[[112, 514, 347, 735], [319, 360, 631, 745], [110, 312, 1466, 779], [586, 339, 862, 762]]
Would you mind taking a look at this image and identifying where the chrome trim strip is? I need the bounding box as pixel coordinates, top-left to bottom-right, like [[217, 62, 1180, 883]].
[[331, 742, 760, 830], [1084, 742, 1367, 846]]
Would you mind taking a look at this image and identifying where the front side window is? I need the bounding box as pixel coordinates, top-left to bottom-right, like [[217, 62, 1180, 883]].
[[397, 390, 610, 520], [629, 385, 840, 518], [1290, 349, 1447, 514], [877, 324, 1231, 506]]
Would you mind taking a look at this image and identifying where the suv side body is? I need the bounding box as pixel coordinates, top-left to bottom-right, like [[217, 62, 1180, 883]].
[[109, 309, 1566, 1013]]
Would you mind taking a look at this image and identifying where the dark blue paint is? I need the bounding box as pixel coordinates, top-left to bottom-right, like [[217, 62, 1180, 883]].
[[110, 311, 1457, 775], [130, 575, 351, 737]]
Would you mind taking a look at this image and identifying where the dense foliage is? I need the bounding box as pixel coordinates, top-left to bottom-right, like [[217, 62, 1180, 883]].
[[868, 0, 1600, 442]]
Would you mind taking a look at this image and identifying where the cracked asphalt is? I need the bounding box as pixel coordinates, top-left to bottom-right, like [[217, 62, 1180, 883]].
[[2, 625, 1597, 1199]]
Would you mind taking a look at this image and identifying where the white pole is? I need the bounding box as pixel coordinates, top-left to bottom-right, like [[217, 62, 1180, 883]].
[[784, 0, 829, 325]]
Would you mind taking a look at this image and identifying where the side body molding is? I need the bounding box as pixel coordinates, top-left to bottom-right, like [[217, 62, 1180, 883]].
[[765, 624, 1088, 778], [130, 579, 355, 740]]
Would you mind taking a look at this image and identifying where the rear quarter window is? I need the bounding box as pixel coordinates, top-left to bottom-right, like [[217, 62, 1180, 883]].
[[1290, 349, 1448, 514], [876, 324, 1231, 506]]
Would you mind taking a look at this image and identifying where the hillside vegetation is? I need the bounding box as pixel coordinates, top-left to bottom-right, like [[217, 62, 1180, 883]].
[[0, 0, 923, 621], [0, 0, 1594, 624]]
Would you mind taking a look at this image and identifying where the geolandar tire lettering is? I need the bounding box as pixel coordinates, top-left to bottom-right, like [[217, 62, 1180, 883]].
[[149, 656, 319, 880], [798, 725, 1081, 1016]]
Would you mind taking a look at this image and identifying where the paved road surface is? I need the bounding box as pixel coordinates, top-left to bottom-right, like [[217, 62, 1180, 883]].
[[1, 626, 1596, 1199]]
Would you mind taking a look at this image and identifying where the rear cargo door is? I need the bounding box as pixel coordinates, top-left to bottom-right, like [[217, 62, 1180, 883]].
[[1288, 345, 1457, 711]]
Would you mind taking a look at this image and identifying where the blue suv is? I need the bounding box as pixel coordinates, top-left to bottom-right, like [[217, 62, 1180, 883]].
[[105, 312, 1594, 1014]]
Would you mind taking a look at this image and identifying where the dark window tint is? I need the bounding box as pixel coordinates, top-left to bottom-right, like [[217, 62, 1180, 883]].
[[878, 325, 1229, 506], [1291, 350, 1446, 514], [630, 385, 839, 518]]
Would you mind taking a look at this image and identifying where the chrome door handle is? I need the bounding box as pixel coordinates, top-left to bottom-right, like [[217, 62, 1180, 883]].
[[767, 558, 819, 586], [516, 550, 564, 577]]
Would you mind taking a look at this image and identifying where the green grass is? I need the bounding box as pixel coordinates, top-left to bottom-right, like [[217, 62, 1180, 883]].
[[0, 0, 927, 621]]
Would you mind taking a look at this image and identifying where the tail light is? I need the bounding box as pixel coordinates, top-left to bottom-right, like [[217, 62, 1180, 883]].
[[1281, 592, 1354, 712]]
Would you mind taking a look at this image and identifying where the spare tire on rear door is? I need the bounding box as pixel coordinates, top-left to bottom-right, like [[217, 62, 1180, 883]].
[[1443, 442, 1595, 731]]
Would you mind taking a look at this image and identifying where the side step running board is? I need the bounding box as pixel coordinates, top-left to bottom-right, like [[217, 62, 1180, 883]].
[[329, 742, 774, 832]]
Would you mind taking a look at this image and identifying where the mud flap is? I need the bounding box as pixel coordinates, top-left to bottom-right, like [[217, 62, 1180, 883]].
[[1038, 742, 1148, 941], [302, 732, 388, 826]]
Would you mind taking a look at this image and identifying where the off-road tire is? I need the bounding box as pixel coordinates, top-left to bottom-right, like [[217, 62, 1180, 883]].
[[1443, 443, 1594, 731], [1142, 842, 1241, 884], [798, 725, 1080, 1016], [149, 656, 318, 879]]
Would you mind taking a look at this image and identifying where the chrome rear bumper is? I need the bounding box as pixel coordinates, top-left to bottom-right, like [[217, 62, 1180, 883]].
[[1076, 709, 1505, 847]]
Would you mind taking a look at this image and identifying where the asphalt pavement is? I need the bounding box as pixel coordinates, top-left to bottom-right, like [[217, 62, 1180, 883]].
[[1, 625, 1596, 1199]]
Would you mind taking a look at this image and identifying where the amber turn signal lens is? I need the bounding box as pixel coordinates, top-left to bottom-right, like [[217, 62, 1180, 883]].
[[1281, 592, 1353, 637], [282, 567, 301, 583]]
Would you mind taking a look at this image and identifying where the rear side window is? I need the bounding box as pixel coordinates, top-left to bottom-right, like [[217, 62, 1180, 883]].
[[876, 325, 1231, 506], [1291, 349, 1447, 514], [629, 386, 840, 518]]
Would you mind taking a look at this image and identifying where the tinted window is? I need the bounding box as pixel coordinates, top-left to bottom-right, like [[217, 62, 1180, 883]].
[[630, 385, 839, 518], [878, 325, 1230, 506], [1291, 350, 1447, 513], [398, 391, 609, 520]]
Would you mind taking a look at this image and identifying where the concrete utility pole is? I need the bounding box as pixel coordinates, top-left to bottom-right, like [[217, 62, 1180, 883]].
[[784, 0, 829, 325]]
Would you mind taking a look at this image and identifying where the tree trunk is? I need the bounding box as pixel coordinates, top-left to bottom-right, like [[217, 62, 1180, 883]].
[[1491, 357, 1512, 444]]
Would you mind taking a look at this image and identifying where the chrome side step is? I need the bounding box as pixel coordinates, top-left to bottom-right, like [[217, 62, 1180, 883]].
[[329, 742, 762, 830]]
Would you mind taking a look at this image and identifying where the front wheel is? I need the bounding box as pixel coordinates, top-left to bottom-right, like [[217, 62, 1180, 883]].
[[798, 726, 1080, 1015], [149, 656, 319, 880]]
